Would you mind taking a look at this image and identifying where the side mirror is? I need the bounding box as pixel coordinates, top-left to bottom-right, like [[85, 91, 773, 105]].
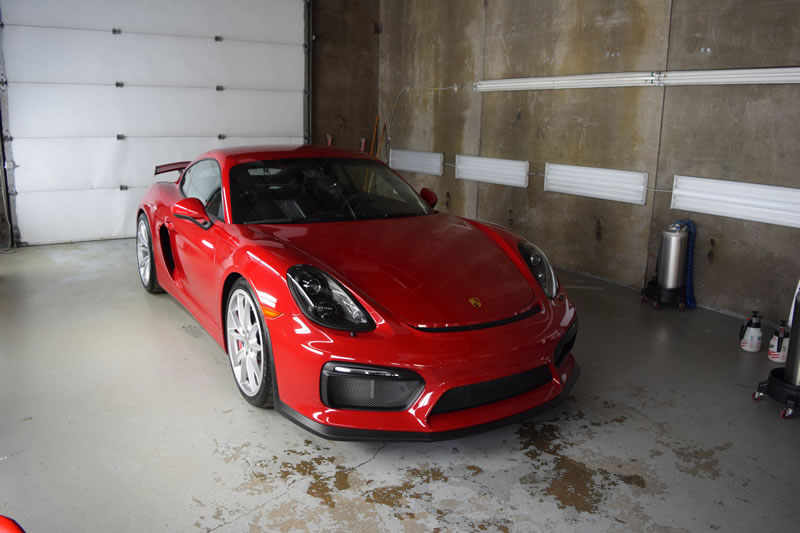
[[171, 197, 211, 229], [420, 188, 438, 209]]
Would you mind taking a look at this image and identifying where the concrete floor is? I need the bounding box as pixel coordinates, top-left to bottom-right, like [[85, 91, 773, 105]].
[[1, 239, 798, 532]]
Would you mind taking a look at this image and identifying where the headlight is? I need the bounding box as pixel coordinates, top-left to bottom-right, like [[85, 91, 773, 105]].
[[287, 265, 375, 331], [518, 242, 558, 299]]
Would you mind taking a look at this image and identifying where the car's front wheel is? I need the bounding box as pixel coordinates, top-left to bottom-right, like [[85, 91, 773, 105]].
[[225, 279, 274, 408], [136, 213, 162, 293]]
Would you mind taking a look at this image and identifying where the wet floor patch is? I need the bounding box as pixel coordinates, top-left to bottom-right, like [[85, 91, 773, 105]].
[[193, 399, 756, 532]]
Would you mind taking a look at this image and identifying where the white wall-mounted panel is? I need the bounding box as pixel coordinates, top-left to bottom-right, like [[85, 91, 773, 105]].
[[671, 175, 800, 228], [544, 163, 648, 205], [3, 26, 303, 90], [455, 155, 529, 187], [7, 85, 303, 138], [0, 0, 304, 45], [15, 188, 147, 244], [389, 149, 444, 176], [12, 137, 305, 192]]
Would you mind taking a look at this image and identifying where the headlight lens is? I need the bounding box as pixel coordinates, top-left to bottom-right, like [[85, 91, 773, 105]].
[[519, 242, 558, 299], [287, 265, 375, 331]]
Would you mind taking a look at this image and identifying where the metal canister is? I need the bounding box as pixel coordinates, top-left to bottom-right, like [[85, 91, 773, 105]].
[[784, 292, 800, 386], [657, 223, 689, 290]]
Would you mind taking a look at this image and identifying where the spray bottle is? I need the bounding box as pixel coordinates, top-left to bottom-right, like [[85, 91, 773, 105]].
[[740, 311, 763, 352], [768, 321, 790, 363]]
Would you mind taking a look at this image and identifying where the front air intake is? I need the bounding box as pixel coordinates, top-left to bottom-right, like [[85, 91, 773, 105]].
[[320, 363, 424, 411], [431, 365, 553, 415], [554, 319, 578, 368]]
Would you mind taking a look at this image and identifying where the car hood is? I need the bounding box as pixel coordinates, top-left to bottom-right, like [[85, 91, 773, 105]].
[[248, 214, 535, 327]]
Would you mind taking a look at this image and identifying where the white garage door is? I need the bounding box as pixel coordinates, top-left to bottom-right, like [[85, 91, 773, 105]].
[[0, 0, 306, 244]]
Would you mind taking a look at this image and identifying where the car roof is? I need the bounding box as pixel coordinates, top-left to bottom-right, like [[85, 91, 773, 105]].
[[200, 145, 377, 167]]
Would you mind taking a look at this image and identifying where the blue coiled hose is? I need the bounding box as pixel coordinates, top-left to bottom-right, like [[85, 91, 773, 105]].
[[674, 219, 697, 308]]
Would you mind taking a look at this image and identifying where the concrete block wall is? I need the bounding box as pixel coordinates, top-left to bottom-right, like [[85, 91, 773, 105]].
[[377, 0, 800, 321], [311, 0, 379, 148]]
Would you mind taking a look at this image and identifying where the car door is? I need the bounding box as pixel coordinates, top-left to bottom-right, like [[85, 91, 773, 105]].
[[170, 159, 228, 322]]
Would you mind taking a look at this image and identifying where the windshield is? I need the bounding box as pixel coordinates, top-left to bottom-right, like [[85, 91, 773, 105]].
[[228, 157, 433, 224]]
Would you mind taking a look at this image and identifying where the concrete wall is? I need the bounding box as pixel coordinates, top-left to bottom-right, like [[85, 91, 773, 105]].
[[378, 0, 800, 320], [649, 0, 800, 319], [0, 184, 8, 247], [378, 0, 483, 218], [311, 0, 379, 149]]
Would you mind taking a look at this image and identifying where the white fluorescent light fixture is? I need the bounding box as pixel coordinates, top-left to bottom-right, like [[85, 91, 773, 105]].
[[455, 155, 530, 188], [389, 149, 444, 176], [477, 72, 656, 92], [477, 67, 800, 92], [544, 163, 648, 205], [660, 67, 800, 86], [671, 175, 800, 228]]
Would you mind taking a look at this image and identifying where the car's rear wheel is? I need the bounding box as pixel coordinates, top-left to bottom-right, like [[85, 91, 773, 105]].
[[225, 279, 274, 408], [136, 213, 162, 293]]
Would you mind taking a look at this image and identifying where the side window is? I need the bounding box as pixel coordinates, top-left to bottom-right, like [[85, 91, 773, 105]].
[[181, 160, 224, 220]]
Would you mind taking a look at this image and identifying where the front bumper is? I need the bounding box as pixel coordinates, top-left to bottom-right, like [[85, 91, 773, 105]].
[[269, 296, 578, 439], [275, 358, 579, 441]]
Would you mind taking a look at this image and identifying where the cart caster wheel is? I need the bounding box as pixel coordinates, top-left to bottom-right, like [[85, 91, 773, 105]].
[[781, 407, 793, 419], [640, 295, 647, 303], [678, 302, 686, 311], [652, 301, 661, 310], [752, 392, 763, 401]]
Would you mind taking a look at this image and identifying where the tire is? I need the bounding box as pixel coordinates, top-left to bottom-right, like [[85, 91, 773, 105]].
[[136, 213, 163, 293], [225, 278, 275, 408]]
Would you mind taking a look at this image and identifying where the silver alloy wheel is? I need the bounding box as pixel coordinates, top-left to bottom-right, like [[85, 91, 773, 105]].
[[226, 288, 264, 397], [136, 218, 151, 286]]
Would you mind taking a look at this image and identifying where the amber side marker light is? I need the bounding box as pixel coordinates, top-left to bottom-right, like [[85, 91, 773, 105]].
[[261, 306, 282, 319]]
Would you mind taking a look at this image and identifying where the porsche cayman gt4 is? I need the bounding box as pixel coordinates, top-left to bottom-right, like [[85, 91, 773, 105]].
[[136, 145, 579, 441]]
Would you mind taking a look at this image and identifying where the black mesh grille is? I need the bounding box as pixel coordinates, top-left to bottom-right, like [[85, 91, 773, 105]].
[[431, 365, 553, 415], [321, 363, 424, 411]]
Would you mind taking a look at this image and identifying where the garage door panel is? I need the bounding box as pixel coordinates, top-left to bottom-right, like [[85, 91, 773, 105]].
[[15, 188, 146, 245], [1, 0, 305, 244], [1, 0, 304, 45], [7, 85, 303, 138], [11, 136, 305, 193], [4, 26, 304, 91]]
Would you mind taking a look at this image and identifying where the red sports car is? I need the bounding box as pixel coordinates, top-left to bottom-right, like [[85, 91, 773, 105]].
[[136, 145, 579, 440]]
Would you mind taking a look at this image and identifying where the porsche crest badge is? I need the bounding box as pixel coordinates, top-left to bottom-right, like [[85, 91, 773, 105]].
[[468, 297, 482, 308]]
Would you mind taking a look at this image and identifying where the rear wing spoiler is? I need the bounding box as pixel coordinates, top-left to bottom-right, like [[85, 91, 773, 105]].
[[154, 161, 191, 175]]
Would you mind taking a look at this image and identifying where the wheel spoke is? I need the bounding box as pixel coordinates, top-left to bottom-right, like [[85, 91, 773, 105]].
[[250, 355, 261, 388], [243, 299, 253, 329], [234, 345, 246, 365], [237, 295, 246, 329], [228, 309, 243, 334], [246, 355, 258, 389], [238, 355, 248, 384]]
